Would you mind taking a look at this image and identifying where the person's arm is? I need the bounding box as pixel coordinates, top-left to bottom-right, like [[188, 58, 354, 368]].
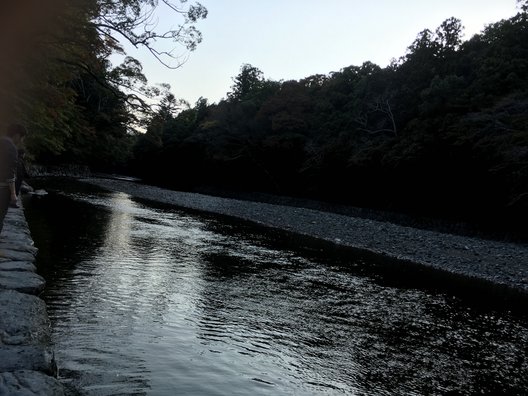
[[5, 141, 18, 206], [8, 180, 17, 206]]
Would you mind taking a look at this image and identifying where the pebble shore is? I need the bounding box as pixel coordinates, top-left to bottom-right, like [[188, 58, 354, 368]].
[[84, 177, 528, 297], [0, 202, 64, 395]]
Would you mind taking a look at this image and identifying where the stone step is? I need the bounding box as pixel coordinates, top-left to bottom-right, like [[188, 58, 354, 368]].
[[0, 202, 64, 395], [0, 370, 64, 396]]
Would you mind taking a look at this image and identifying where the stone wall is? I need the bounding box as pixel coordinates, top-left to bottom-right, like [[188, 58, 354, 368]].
[[0, 202, 64, 395]]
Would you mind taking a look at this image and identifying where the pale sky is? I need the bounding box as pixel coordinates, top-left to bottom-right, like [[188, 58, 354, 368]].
[[120, 0, 519, 105]]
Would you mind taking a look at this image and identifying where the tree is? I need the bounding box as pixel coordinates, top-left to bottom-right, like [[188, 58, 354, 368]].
[[1, 0, 207, 171], [94, 0, 208, 68], [76, 0, 208, 120], [435, 17, 464, 54], [228, 64, 266, 102]]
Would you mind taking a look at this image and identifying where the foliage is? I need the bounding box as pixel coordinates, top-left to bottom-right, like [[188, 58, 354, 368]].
[[3, 1, 526, 234], [0, 0, 206, 172], [133, 10, 528, 235]]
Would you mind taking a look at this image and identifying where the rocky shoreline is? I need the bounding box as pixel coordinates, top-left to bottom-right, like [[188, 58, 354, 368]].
[[83, 177, 528, 298], [0, 202, 64, 395]]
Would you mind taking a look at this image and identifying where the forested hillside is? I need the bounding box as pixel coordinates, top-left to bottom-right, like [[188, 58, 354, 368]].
[[2, 1, 527, 235], [132, 6, 528, 234]]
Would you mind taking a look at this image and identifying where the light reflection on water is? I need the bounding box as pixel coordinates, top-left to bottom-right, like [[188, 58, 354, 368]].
[[25, 186, 528, 395]]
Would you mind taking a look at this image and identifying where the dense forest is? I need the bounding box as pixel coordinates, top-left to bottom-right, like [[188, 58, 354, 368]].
[[2, 1, 528, 235], [133, 4, 528, 235], [0, 0, 207, 170]]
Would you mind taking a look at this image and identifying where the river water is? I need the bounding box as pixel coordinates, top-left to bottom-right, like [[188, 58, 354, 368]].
[[24, 180, 528, 395]]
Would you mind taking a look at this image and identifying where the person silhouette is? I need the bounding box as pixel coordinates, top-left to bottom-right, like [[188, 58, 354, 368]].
[[0, 124, 27, 235]]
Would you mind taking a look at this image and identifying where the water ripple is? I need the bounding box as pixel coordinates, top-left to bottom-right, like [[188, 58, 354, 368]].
[[26, 187, 528, 396]]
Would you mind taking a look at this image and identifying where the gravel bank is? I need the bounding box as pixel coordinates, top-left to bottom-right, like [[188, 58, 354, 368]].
[[83, 178, 528, 297]]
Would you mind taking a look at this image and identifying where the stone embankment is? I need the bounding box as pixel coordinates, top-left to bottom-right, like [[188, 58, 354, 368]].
[[0, 203, 64, 395], [84, 177, 528, 298]]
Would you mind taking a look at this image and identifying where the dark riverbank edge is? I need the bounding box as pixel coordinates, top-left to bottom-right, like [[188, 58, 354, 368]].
[[0, 202, 64, 395], [81, 177, 528, 307]]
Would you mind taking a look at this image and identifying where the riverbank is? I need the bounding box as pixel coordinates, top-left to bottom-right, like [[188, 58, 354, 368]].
[[82, 177, 528, 299], [0, 202, 64, 395]]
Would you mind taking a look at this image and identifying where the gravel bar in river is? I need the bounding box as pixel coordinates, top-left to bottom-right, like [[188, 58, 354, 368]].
[[82, 177, 528, 297]]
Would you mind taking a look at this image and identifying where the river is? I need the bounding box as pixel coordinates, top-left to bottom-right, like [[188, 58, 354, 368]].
[[23, 180, 528, 395]]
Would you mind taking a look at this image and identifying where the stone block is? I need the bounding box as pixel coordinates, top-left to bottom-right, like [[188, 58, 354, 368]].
[[0, 249, 36, 263], [0, 242, 38, 256], [0, 262, 37, 273], [0, 290, 51, 346], [0, 370, 64, 396], [0, 346, 57, 376], [0, 272, 45, 295]]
